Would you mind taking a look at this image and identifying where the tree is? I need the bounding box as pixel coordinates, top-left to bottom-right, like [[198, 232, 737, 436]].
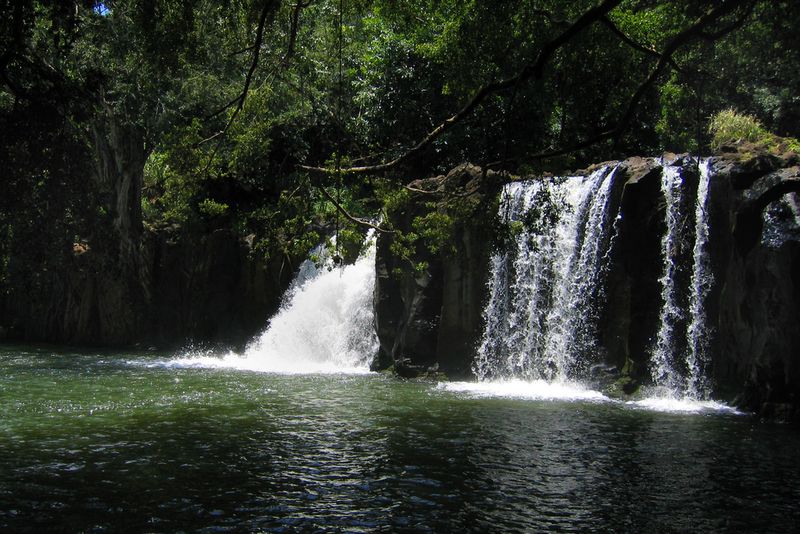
[[1, 0, 796, 343]]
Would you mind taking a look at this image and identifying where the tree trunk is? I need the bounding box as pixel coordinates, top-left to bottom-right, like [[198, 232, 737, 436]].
[[62, 107, 153, 344]]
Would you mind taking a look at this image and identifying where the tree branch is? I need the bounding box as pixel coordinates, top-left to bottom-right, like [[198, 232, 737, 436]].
[[599, 15, 683, 73], [698, 0, 757, 40], [281, 1, 313, 66], [199, 0, 279, 149], [519, 0, 759, 162], [298, 0, 625, 176], [318, 186, 395, 233]]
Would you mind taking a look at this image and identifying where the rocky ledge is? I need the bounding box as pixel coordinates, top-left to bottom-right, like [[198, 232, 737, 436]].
[[373, 147, 800, 420]]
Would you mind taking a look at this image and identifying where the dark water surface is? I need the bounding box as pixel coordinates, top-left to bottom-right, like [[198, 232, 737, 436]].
[[1, 346, 798, 532]]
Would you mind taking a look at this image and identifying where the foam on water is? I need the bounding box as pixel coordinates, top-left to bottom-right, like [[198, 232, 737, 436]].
[[627, 395, 743, 415], [439, 379, 609, 402], [160, 350, 373, 375], [162, 232, 378, 375]]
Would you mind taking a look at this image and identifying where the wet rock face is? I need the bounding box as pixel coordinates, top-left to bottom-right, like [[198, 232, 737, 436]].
[[599, 153, 800, 413], [718, 239, 800, 412], [373, 150, 800, 415], [716, 170, 800, 414], [147, 226, 292, 348], [597, 159, 664, 381], [372, 164, 498, 379]]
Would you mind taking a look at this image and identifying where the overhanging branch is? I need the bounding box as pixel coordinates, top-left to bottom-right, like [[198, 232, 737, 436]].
[[300, 0, 760, 178], [318, 186, 395, 233], [600, 15, 683, 73], [519, 0, 759, 162], [298, 0, 625, 176], [200, 0, 279, 147]]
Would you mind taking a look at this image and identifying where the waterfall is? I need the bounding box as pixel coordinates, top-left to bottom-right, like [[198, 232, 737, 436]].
[[474, 166, 617, 382], [541, 166, 618, 377], [171, 232, 379, 374], [651, 159, 716, 399], [475, 158, 720, 404], [649, 165, 686, 392], [685, 160, 713, 399]]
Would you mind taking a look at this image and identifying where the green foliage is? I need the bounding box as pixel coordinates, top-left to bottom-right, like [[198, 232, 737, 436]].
[[656, 74, 700, 153], [377, 185, 411, 221], [413, 210, 455, 255], [388, 231, 428, 278], [708, 109, 768, 149], [198, 198, 229, 218], [3, 0, 800, 324], [708, 109, 800, 153], [143, 148, 197, 224]]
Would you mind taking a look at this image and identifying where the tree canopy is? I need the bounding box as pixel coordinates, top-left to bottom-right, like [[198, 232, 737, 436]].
[[1, 0, 798, 319]]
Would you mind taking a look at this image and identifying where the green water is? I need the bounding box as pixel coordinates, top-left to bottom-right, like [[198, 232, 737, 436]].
[[1, 345, 799, 532]]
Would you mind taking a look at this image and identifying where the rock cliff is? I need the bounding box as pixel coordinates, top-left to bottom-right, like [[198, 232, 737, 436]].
[[373, 164, 500, 378], [373, 147, 800, 418]]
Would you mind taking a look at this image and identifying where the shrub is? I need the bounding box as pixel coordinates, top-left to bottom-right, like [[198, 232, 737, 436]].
[[708, 109, 768, 150], [708, 109, 800, 154]]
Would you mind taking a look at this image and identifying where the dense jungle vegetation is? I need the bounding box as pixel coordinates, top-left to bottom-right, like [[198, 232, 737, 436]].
[[0, 0, 798, 342]]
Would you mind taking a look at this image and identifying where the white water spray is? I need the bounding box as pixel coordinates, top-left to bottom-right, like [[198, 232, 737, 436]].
[[685, 159, 713, 399], [650, 165, 685, 391], [474, 166, 617, 384], [170, 232, 378, 374], [542, 166, 618, 376], [466, 158, 736, 411], [650, 159, 718, 400]]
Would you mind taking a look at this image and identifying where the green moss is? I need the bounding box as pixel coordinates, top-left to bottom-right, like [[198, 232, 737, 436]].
[[604, 376, 640, 400]]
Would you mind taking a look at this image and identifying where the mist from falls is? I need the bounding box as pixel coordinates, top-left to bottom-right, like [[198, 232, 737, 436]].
[[170, 232, 378, 374]]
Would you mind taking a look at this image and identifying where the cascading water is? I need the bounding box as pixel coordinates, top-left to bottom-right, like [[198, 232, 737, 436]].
[[651, 159, 717, 400], [541, 166, 618, 376], [474, 166, 618, 383], [649, 165, 687, 392], [685, 159, 713, 399], [472, 158, 724, 408], [171, 232, 379, 374]]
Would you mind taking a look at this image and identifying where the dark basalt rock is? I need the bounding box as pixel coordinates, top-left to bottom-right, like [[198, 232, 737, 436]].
[[597, 157, 664, 387], [146, 225, 295, 348], [372, 164, 500, 378], [2, 222, 297, 350], [374, 147, 800, 417], [601, 150, 800, 415]]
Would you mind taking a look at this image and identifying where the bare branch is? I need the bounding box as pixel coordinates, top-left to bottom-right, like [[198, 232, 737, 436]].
[[699, 0, 757, 40], [600, 15, 683, 73], [318, 186, 395, 233], [485, 5, 759, 172], [204, 0, 313, 130], [517, 0, 759, 163], [613, 1, 756, 137], [281, 0, 313, 66], [199, 0, 279, 164]]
